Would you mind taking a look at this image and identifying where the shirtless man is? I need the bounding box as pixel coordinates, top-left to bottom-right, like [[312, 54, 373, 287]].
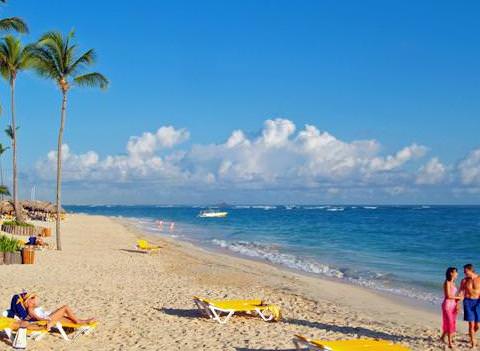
[[460, 264, 480, 348]]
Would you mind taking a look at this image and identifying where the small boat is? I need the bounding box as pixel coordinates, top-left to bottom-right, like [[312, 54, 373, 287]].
[[198, 209, 228, 218]]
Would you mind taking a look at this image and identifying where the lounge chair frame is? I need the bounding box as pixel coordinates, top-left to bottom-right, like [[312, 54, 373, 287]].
[[193, 297, 275, 324]]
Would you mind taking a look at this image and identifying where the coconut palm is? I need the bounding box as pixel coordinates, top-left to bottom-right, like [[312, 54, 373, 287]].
[[0, 1, 28, 34], [0, 142, 9, 200], [0, 36, 34, 222], [30, 31, 108, 250]]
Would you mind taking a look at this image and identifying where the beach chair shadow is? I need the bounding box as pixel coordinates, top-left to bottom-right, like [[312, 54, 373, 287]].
[[119, 249, 148, 254], [283, 318, 433, 343], [155, 307, 201, 319]]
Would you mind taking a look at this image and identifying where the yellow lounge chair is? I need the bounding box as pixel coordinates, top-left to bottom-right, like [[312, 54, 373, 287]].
[[136, 239, 161, 253], [2, 309, 97, 341], [293, 335, 411, 351], [0, 316, 47, 342], [193, 296, 281, 324]]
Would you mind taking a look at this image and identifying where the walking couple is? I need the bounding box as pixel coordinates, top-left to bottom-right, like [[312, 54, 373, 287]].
[[442, 264, 480, 349]]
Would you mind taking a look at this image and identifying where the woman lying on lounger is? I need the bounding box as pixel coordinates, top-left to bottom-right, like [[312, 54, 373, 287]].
[[16, 293, 95, 330]]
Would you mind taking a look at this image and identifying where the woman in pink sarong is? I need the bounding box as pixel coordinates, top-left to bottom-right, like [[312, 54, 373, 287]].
[[441, 267, 462, 348]]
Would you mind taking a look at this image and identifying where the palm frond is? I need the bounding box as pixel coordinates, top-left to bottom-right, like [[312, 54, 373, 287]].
[[74, 72, 109, 89], [67, 48, 95, 75], [29, 46, 63, 80], [33, 30, 108, 91], [0, 17, 28, 34], [0, 143, 10, 154], [5, 124, 18, 140], [0, 185, 10, 196], [0, 35, 36, 81]]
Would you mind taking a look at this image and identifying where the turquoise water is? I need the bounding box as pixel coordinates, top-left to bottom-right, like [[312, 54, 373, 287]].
[[65, 205, 480, 304]]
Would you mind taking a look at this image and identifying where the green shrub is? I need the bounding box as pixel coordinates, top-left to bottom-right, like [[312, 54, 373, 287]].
[[2, 220, 34, 228], [0, 235, 23, 252]]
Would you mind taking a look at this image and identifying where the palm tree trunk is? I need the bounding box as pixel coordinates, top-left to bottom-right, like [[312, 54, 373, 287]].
[[56, 91, 67, 250], [11, 78, 23, 222], [0, 157, 4, 201]]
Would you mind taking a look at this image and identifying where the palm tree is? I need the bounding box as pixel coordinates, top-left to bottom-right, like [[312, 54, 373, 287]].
[[31, 31, 108, 250], [0, 142, 9, 200], [0, 1, 28, 34], [0, 36, 34, 222]]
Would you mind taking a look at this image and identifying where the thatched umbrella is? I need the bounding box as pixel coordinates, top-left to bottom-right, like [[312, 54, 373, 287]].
[[0, 200, 14, 214]]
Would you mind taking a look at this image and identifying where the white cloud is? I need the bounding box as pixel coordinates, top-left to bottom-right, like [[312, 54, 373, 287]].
[[458, 148, 480, 186], [368, 144, 427, 172], [38, 119, 480, 201], [126, 126, 189, 157], [416, 157, 447, 185]]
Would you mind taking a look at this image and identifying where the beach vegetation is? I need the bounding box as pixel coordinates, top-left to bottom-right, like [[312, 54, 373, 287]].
[[30, 30, 109, 250], [0, 143, 9, 200], [0, 234, 22, 252], [0, 35, 35, 223], [2, 220, 33, 227]]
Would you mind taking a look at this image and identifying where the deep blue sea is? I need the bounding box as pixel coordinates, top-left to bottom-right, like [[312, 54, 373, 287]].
[[65, 205, 480, 304]]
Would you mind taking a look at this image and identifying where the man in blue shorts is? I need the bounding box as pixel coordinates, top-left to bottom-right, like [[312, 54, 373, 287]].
[[460, 264, 480, 348]]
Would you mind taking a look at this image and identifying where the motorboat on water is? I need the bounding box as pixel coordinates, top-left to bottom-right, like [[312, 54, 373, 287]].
[[198, 209, 228, 218]]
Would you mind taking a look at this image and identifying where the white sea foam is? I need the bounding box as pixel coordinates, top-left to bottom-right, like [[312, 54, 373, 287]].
[[210, 239, 441, 304], [304, 206, 328, 210], [211, 239, 344, 278], [363, 206, 377, 209], [326, 207, 344, 212]]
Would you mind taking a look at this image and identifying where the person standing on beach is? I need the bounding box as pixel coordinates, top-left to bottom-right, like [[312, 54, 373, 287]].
[[441, 267, 462, 348], [459, 264, 480, 348]]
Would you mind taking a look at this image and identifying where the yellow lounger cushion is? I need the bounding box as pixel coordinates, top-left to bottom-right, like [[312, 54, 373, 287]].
[[136, 239, 161, 250], [0, 317, 48, 335], [295, 335, 410, 351], [193, 296, 281, 321]]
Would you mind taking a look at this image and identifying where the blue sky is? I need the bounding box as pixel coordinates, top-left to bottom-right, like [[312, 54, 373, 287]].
[[1, 0, 479, 204]]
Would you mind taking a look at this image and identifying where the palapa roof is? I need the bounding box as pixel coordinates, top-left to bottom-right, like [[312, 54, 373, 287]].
[[20, 200, 65, 213]]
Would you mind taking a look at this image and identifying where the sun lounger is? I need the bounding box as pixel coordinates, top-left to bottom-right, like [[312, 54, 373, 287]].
[[0, 316, 47, 342], [136, 239, 161, 253], [3, 309, 97, 341], [293, 335, 411, 351], [193, 296, 281, 324]]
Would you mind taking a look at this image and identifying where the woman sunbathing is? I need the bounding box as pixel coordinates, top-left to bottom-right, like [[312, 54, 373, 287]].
[[22, 293, 96, 330]]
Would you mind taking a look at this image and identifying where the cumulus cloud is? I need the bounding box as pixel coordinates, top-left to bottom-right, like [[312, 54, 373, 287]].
[[458, 149, 480, 186], [416, 157, 447, 185], [126, 126, 189, 157], [35, 118, 478, 201]]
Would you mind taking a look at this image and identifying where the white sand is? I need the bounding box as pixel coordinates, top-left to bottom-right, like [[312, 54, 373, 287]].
[[0, 214, 472, 350]]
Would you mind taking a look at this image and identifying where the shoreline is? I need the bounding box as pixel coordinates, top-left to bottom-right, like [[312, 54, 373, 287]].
[[117, 216, 441, 322], [0, 214, 469, 350], [117, 214, 441, 313]]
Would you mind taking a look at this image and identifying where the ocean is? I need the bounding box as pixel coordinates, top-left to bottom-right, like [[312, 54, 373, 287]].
[[65, 205, 480, 305]]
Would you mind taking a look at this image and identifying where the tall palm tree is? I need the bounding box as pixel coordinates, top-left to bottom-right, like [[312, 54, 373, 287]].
[[0, 35, 34, 222], [31, 31, 108, 250], [0, 142, 9, 200], [0, 1, 28, 34]]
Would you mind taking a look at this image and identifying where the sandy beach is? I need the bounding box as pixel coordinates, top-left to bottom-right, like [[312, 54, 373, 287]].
[[0, 214, 471, 350]]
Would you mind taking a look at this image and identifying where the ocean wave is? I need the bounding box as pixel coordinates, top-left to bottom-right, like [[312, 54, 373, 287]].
[[363, 206, 377, 209], [210, 239, 440, 304], [211, 239, 344, 278], [326, 207, 344, 212]]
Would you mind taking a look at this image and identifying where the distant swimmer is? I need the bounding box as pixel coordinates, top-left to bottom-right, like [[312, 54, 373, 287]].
[[169, 222, 175, 231]]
